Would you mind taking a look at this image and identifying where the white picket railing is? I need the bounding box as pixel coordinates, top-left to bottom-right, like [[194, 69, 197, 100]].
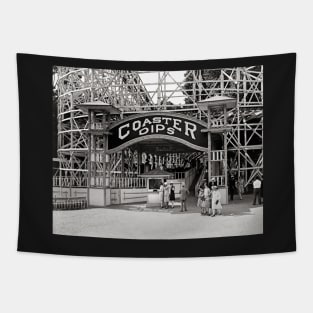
[[211, 175, 225, 186], [53, 197, 87, 210], [173, 171, 186, 179], [53, 170, 198, 190], [110, 177, 147, 189], [53, 176, 88, 187]]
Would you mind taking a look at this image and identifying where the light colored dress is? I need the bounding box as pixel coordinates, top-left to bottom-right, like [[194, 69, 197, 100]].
[[163, 185, 170, 203], [204, 187, 211, 208], [212, 190, 222, 210], [197, 188, 204, 207], [159, 185, 164, 204]]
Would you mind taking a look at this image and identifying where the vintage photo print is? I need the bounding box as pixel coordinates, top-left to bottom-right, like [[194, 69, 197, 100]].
[[52, 66, 263, 239]]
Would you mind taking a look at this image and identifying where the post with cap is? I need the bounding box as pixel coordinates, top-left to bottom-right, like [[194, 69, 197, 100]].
[[197, 96, 236, 200]]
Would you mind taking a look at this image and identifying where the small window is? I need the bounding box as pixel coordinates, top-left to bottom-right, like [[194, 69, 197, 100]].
[[148, 178, 162, 191]]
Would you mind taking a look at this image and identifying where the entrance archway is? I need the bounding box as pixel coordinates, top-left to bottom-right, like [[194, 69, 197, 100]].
[[107, 112, 208, 154]]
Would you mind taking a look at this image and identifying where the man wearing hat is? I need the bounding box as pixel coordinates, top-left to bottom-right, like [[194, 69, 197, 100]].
[[180, 183, 189, 212], [208, 177, 216, 190]]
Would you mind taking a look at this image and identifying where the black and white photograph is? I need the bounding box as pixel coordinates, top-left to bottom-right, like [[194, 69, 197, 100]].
[[52, 66, 263, 239], [5, 0, 311, 312]]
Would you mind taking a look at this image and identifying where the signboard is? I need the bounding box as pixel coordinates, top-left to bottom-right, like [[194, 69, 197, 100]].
[[108, 113, 208, 153]]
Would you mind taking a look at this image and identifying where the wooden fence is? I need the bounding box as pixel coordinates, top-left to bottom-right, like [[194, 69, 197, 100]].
[[53, 197, 87, 210]]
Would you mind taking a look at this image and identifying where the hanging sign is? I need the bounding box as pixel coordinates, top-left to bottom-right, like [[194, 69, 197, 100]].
[[108, 112, 208, 153]]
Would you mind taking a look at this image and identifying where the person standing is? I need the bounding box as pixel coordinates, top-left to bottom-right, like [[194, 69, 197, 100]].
[[260, 179, 264, 203], [229, 175, 236, 201], [200, 187, 206, 215], [252, 177, 262, 205], [204, 182, 211, 216], [159, 182, 164, 209], [180, 183, 189, 212], [208, 177, 216, 190], [197, 184, 204, 210], [211, 186, 222, 217], [163, 182, 170, 209], [237, 175, 244, 200], [169, 183, 175, 209]]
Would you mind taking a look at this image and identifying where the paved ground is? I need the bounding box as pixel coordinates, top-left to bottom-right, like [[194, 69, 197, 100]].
[[53, 194, 263, 239]]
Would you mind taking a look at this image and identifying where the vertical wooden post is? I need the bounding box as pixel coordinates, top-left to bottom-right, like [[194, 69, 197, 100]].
[[69, 92, 74, 198], [103, 113, 107, 207], [87, 109, 91, 206], [207, 107, 211, 183], [236, 68, 240, 182], [243, 71, 248, 185], [244, 119, 247, 185], [137, 149, 141, 175], [107, 114, 111, 194], [224, 105, 228, 203], [121, 149, 125, 177], [157, 72, 161, 107]]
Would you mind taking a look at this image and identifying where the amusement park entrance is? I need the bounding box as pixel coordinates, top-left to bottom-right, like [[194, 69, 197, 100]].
[[67, 98, 236, 208], [52, 67, 263, 212]]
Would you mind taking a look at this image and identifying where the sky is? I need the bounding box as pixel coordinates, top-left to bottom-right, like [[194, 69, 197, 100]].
[[139, 71, 187, 105]]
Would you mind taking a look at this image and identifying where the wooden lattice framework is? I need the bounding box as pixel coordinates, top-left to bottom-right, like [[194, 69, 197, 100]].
[[53, 66, 263, 189]]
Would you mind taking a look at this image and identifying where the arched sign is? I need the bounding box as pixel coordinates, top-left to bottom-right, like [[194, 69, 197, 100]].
[[107, 112, 208, 153]]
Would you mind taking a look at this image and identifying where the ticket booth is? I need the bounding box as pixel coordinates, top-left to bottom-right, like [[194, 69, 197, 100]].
[[139, 168, 173, 208]]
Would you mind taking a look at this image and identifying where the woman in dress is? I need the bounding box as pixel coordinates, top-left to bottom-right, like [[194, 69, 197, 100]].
[[169, 183, 175, 209], [198, 185, 207, 215], [163, 182, 170, 209], [197, 184, 204, 211], [159, 182, 164, 208], [203, 182, 211, 215], [237, 175, 244, 200], [211, 185, 222, 217]]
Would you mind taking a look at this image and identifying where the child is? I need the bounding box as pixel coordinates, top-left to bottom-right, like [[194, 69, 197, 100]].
[[211, 185, 222, 217], [203, 182, 211, 216], [197, 184, 204, 209], [198, 186, 206, 215]]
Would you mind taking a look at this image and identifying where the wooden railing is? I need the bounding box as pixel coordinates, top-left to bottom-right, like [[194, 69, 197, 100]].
[[184, 167, 197, 190], [90, 122, 103, 130], [173, 171, 186, 179], [53, 176, 88, 187], [194, 172, 226, 195], [110, 177, 147, 189], [53, 197, 87, 210], [53, 169, 200, 190], [211, 175, 225, 186], [195, 167, 206, 195], [211, 150, 224, 161]]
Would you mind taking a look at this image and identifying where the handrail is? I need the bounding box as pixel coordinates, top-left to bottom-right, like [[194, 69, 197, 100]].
[[53, 197, 87, 210], [53, 176, 88, 187], [195, 167, 206, 195], [110, 177, 147, 189]]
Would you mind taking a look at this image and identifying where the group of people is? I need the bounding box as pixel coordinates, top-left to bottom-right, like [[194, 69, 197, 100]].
[[159, 182, 189, 212], [159, 175, 262, 215], [229, 175, 245, 200], [159, 182, 176, 209], [229, 173, 263, 205], [197, 179, 222, 217]]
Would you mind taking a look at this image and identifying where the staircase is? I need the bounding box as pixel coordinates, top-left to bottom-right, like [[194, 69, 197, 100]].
[[189, 167, 204, 196]]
